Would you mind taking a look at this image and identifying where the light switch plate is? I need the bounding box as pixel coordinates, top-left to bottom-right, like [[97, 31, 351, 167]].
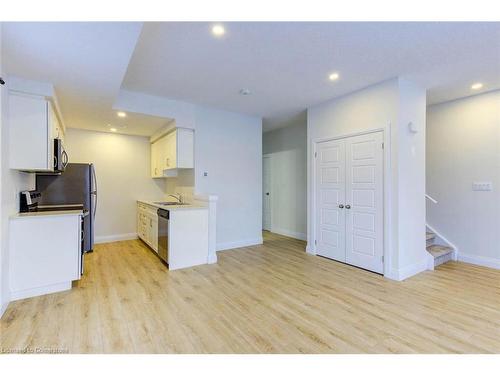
[[472, 182, 493, 191]]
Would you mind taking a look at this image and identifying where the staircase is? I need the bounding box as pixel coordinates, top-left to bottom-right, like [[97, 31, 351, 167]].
[[426, 231, 454, 267]]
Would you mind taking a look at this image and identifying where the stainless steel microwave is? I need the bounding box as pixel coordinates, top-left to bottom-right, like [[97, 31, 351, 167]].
[[54, 138, 68, 172]]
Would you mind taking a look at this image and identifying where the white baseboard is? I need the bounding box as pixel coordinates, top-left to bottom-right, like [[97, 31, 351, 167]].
[[216, 237, 263, 251], [207, 253, 218, 264], [270, 228, 307, 241], [385, 258, 428, 281], [94, 233, 138, 244], [1, 301, 9, 318], [458, 253, 500, 270], [10, 281, 72, 302], [305, 244, 315, 255]]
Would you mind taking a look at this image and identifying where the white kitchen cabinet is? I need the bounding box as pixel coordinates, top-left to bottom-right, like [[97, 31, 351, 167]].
[[137, 202, 158, 252], [150, 140, 161, 178], [9, 212, 83, 301], [150, 128, 194, 178], [9, 92, 62, 171], [137, 200, 210, 270]]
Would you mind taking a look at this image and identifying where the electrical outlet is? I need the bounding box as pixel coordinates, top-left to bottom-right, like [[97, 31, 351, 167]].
[[472, 182, 493, 191]]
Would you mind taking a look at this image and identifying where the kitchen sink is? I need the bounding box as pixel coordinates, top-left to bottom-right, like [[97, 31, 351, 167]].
[[154, 202, 189, 206]]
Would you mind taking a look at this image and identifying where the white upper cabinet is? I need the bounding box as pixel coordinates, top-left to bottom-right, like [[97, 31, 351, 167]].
[[151, 128, 194, 178], [9, 92, 62, 171], [151, 140, 160, 178]]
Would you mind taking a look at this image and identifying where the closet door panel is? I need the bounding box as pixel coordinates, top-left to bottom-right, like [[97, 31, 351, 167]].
[[315, 139, 346, 262], [345, 132, 384, 274]]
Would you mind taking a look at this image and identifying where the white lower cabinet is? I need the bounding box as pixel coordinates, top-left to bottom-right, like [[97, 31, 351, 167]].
[[9, 213, 83, 301], [137, 202, 158, 252], [137, 200, 210, 271]]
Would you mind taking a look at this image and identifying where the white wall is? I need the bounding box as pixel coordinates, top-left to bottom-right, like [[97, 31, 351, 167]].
[[1, 24, 36, 316], [396, 80, 427, 271], [427, 90, 500, 268], [115, 90, 264, 251], [263, 113, 307, 240], [64, 128, 165, 243], [307, 78, 427, 280], [194, 106, 263, 250]]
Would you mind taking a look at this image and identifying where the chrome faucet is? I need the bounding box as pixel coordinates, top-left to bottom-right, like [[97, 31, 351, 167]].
[[167, 194, 183, 204]]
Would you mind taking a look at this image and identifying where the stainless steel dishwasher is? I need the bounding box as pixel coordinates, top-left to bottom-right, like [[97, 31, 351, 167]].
[[157, 209, 169, 264]]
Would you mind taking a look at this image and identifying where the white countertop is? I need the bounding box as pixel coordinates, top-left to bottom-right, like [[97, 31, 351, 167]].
[[137, 200, 207, 211], [11, 210, 85, 219]]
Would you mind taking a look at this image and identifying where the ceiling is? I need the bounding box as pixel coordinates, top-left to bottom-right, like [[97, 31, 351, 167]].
[[2, 22, 145, 135], [3, 22, 500, 135]]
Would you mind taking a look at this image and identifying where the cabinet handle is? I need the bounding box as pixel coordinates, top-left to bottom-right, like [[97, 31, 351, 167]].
[[345, 204, 351, 209]]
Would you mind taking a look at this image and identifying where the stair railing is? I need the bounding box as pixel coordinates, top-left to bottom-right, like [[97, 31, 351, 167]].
[[425, 194, 438, 204]]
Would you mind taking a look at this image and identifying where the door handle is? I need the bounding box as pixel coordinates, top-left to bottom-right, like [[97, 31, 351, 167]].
[[266, 192, 270, 196], [345, 204, 351, 209], [338, 204, 344, 209]]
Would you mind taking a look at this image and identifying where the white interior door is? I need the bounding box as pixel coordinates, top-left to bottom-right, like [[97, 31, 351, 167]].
[[315, 139, 346, 262], [314, 131, 384, 274], [344, 132, 384, 273], [262, 156, 272, 231]]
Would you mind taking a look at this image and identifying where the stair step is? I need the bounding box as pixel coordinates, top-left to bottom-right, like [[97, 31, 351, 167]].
[[427, 244, 454, 267], [427, 244, 453, 258], [426, 232, 435, 241]]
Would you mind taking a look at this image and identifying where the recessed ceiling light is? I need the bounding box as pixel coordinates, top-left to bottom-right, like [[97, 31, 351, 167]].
[[117, 111, 127, 118], [110, 128, 117, 132], [211, 24, 225, 37], [471, 82, 483, 90], [329, 72, 340, 81], [239, 88, 251, 96]]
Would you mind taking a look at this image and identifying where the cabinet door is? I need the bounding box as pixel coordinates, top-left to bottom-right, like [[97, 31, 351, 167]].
[[176, 128, 194, 168], [164, 132, 176, 169], [145, 214, 151, 246], [151, 141, 159, 177], [150, 217, 158, 252], [137, 208, 143, 240], [49, 103, 60, 140], [9, 94, 51, 171]]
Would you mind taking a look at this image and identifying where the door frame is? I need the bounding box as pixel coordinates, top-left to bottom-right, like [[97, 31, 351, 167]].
[[262, 154, 273, 232], [310, 126, 392, 277]]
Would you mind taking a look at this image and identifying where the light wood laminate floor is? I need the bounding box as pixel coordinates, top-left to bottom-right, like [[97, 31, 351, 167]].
[[2, 232, 500, 353]]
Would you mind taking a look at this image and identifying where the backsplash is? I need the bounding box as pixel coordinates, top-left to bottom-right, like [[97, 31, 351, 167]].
[[164, 169, 194, 203]]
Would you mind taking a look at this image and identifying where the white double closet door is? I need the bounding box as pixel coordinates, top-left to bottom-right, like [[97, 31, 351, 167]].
[[315, 131, 384, 274]]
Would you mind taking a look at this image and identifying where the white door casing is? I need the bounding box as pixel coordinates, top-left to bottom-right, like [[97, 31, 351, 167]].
[[345, 132, 384, 273], [315, 139, 346, 262], [262, 156, 272, 231], [314, 131, 384, 273]]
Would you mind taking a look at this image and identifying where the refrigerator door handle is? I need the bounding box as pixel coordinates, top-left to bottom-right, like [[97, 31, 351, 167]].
[[91, 165, 97, 220], [62, 150, 69, 168]]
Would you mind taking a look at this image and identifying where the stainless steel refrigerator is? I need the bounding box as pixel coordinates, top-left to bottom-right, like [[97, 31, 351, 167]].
[[36, 163, 97, 252]]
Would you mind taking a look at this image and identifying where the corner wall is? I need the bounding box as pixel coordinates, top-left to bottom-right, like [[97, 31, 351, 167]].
[[395, 80, 427, 273], [263, 114, 307, 240], [115, 90, 264, 251], [307, 78, 427, 280], [64, 128, 166, 243], [427, 90, 500, 268], [194, 106, 263, 250]]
